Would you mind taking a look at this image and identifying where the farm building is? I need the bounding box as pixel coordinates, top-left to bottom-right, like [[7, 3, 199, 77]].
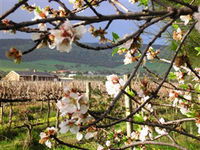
[[2, 71, 58, 81]]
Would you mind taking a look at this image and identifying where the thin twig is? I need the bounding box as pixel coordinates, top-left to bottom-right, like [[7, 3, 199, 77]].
[[0, 0, 28, 21]]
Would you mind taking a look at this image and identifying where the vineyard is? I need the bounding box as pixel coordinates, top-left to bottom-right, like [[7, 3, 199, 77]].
[[0, 80, 105, 150], [0, 78, 199, 150]]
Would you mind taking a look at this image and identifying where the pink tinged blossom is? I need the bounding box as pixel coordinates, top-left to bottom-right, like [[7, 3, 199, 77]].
[[33, 7, 49, 21], [49, 20, 86, 52], [49, 29, 72, 52], [31, 24, 56, 49], [39, 127, 57, 148], [169, 90, 183, 99]]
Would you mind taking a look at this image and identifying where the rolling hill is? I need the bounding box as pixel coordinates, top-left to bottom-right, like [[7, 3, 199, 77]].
[[0, 39, 172, 74]]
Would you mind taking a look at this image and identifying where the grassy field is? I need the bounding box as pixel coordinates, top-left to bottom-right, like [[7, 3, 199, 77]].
[[0, 105, 199, 150], [0, 59, 169, 75]]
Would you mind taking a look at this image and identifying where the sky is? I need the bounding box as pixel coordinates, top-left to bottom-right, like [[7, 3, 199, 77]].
[[0, 0, 168, 45]]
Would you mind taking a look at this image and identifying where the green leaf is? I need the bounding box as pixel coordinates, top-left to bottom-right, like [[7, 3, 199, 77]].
[[194, 83, 200, 92], [112, 47, 119, 56], [171, 40, 178, 51], [194, 47, 200, 56], [134, 114, 144, 122], [138, 0, 149, 6], [134, 147, 142, 150], [127, 89, 136, 97], [172, 24, 179, 30], [185, 111, 196, 118], [112, 32, 120, 42], [178, 84, 189, 90], [168, 72, 177, 80], [35, 6, 41, 14]]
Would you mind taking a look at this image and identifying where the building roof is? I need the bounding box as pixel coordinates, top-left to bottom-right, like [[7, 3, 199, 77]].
[[15, 71, 56, 77]]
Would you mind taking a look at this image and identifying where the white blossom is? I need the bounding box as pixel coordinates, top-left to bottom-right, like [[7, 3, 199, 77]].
[[180, 15, 191, 25], [139, 126, 150, 141], [56, 97, 77, 116], [155, 127, 167, 135], [45, 140, 52, 148], [196, 122, 200, 134], [159, 118, 165, 124], [124, 52, 134, 65], [97, 144, 104, 150], [131, 131, 139, 140], [33, 7, 49, 21], [59, 120, 80, 134], [180, 106, 190, 115], [105, 74, 125, 97], [105, 140, 111, 147], [85, 132, 98, 140], [76, 132, 83, 141], [39, 127, 57, 148]]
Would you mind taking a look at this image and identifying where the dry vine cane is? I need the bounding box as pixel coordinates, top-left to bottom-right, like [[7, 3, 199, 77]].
[[1, 0, 200, 150]]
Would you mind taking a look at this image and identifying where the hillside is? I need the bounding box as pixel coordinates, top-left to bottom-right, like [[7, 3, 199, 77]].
[[0, 39, 172, 74]]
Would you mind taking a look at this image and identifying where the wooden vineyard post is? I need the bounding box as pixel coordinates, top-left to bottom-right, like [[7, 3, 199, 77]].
[[8, 102, 13, 129], [56, 108, 60, 129], [0, 102, 4, 125], [124, 74, 133, 137], [86, 82, 91, 101], [47, 99, 50, 127], [40, 100, 44, 112]]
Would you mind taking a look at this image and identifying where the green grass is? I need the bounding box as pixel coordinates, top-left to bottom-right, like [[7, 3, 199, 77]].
[[0, 89, 199, 150]]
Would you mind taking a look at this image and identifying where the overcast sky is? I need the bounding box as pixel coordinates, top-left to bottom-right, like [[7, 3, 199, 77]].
[[0, 0, 168, 44]]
